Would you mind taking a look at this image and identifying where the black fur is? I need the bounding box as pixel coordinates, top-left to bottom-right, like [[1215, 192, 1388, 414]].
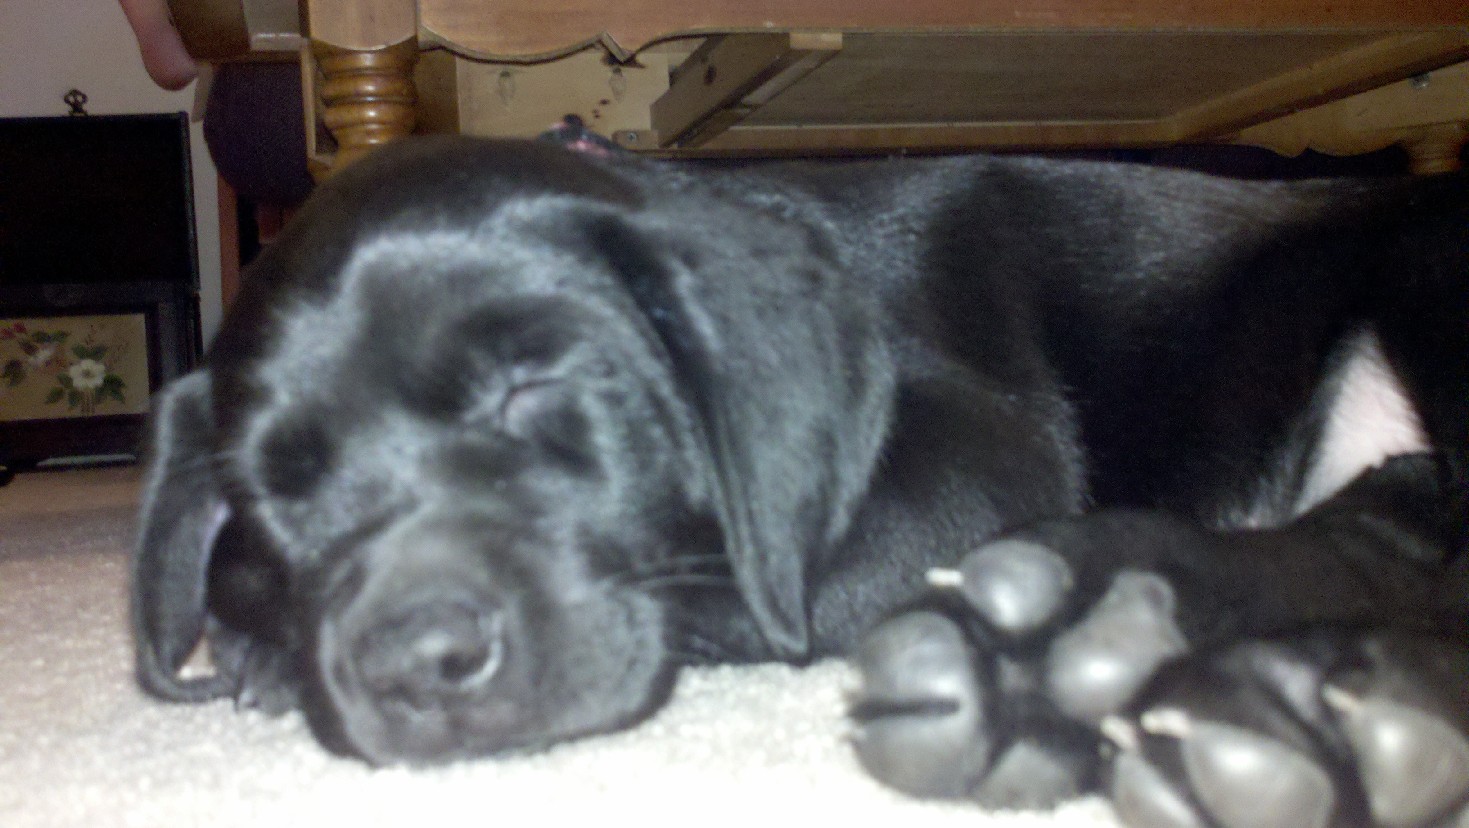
[[133, 138, 1468, 824]]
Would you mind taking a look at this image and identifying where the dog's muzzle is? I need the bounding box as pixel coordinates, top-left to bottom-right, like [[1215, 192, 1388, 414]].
[[350, 595, 505, 707], [313, 509, 531, 764]]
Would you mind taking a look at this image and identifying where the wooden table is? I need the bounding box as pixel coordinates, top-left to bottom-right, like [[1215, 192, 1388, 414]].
[[168, 0, 1469, 175]]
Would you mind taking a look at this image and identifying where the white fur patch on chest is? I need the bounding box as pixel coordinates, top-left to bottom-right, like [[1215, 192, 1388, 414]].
[[1295, 328, 1428, 515]]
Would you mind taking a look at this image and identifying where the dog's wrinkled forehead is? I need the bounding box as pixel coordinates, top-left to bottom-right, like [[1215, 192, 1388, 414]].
[[328, 195, 616, 300], [207, 192, 705, 533], [241, 196, 615, 386], [209, 137, 647, 376]]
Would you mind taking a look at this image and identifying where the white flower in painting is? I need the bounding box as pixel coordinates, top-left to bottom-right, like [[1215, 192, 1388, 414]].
[[28, 345, 55, 367], [68, 359, 107, 390]]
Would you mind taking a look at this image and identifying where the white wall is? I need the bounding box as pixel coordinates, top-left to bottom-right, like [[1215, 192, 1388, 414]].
[[0, 0, 223, 344]]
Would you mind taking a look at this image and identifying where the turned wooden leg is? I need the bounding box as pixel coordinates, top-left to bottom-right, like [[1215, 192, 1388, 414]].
[[1402, 122, 1467, 175], [311, 38, 418, 173]]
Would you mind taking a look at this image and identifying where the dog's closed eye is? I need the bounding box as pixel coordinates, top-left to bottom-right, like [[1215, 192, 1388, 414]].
[[407, 300, 580, 426], [259, 417, 336, 498], [499, 379, 600, 473], [498, 378, 561, 436]]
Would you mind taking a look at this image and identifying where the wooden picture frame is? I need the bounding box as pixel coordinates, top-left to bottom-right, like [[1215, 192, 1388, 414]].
[[0, 300, 193, 466]]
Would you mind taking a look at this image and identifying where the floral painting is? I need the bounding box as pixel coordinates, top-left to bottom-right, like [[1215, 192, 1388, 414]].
[[0, 315, 151, 422]]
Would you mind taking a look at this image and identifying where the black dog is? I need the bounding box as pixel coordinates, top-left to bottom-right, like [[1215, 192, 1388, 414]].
[[133, 136, 1469, 827]]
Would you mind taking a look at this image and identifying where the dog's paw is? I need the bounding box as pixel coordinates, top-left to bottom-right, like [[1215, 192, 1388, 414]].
[[1105, 630, 1469, 828], [206, 622, 302, 715], [850, 537, 1187, 808], [847, 535, 1469, 825], [850, 605, 1100, 809]]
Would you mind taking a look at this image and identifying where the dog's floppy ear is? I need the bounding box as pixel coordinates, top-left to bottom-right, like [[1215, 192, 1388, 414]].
[[131, 370, 234, 700], [585, 207, 894, 660]]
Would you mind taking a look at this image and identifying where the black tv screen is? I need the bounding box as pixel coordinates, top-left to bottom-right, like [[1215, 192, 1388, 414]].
[[0, 113, 198, 289]]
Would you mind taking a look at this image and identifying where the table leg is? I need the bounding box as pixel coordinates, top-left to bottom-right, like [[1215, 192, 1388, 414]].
[[311, 37, 418, 172], [1403, 122, 1468, 174]]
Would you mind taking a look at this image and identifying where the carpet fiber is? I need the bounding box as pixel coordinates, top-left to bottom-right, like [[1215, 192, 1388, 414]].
[[1, 466, 1122, 826]]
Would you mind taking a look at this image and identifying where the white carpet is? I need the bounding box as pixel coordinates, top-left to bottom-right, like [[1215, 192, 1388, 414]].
[[0, 466, 1122, 827]]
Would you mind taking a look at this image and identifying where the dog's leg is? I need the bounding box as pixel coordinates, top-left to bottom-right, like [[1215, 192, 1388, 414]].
[[809, 373, 1086, 656], [850, 453, 1469, 825]]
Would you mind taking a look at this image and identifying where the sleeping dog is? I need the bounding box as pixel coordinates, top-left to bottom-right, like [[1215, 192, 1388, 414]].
[[133, 136, 1469, 827]]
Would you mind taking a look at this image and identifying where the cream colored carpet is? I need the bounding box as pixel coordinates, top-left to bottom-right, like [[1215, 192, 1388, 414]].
[[0, 466, 1121, 827]]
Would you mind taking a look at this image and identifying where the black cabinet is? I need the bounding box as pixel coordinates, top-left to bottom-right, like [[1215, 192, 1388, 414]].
[[0, 113, 202, 469]]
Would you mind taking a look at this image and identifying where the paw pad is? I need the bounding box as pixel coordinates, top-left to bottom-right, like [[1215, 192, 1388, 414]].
[[927, 539, 1072, 635], [1140, 710, 1335, 828], [1110, 748, 1207, 828], [1325, 685, 1469, 826], [1046, 571, 1187, 723], [849, 611, 991, 798], [1105, 632, 1469, 828]]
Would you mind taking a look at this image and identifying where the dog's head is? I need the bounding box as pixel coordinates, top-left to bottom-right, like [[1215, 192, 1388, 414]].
[[132, 138, 894, 763]]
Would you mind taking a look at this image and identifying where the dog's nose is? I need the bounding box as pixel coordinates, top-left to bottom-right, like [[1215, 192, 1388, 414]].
[[354, 600, 504, 704]]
